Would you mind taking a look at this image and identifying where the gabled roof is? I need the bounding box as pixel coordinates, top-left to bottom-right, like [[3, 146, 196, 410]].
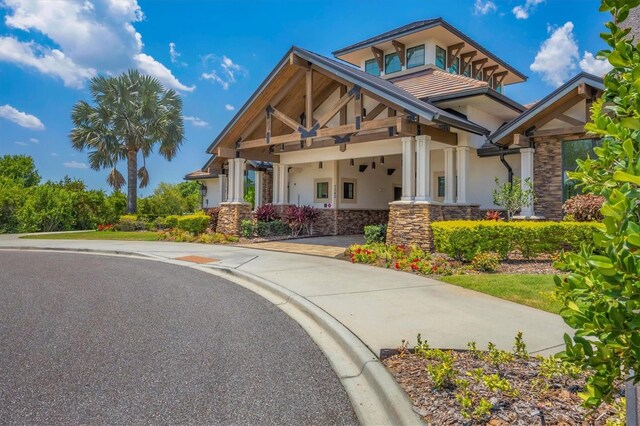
[[206, 46, 489, 154], [489, 72, 604, 145], [332, 18, 527, 82]]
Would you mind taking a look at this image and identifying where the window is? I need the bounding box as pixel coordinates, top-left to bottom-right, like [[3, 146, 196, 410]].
[[437, 176, 446, 198], [385, 52, 401, 74], [448, 56, 460, 74], [314, 179, 330, 203], [562, 139, 601, 201], [365, 59, 380, 76], [495, 82, 503, 93], [462, 63, 471, 77], [435, 46, 446, 70], [407, 45, 425, 69], [341, 179, 356, 203]]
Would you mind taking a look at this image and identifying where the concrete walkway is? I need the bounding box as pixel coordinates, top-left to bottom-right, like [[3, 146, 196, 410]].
[[0, 233, 572, 356], [236, 235, 365, 258]]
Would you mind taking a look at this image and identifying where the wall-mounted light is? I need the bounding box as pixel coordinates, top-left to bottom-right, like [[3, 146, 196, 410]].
[[350, 159, 355, 167], [371, 158, 376, 169], [380, 156, 385, 165], [200, 184, 208, 196], [319, 161, 323, 169]]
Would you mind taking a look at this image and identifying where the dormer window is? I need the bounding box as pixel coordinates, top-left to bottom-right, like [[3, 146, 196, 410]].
[[407, 45, 425, 69], [435, 46, 446, 70], [365, 58, 380, 76], [385, 52, 401, 74]]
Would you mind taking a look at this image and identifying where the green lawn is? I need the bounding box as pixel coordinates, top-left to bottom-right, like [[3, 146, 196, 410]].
[[440, 274, 563, 314], [21, 231, 161, 241]]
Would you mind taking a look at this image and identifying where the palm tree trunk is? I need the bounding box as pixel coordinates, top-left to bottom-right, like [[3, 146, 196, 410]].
[[127, 149, 138, 213]]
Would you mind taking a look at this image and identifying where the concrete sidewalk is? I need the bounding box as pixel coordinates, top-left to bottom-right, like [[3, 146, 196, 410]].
[[0, 234, 572, 356]]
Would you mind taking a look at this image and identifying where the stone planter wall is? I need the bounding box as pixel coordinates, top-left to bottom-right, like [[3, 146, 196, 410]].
[[386, 202, 480, 250], [216, 202, 252, 235], [336, 209, 389, 235]]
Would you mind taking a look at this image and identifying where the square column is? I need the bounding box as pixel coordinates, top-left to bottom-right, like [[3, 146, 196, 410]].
[[415, 135, 432, 202], [273, 164, 281, 204], [279, 164, 289, 204], [401, 136, 416, 201], [226, 159, 236, 202], [520, 148, 535, 217], [227, 158, 246, 203], [455, 146, 469, 204], [254, 171, 263, 208], [444, 147, 455, 204], [219, 174, 228, 203]]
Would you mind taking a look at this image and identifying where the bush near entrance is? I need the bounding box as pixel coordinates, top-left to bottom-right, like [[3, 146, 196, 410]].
[[432, 221, 601, 261]]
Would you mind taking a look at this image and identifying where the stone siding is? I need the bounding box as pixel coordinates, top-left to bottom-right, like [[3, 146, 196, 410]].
[[313, 209, 337, 236], [261, 171, 273, 205], [533, 134, 588, 221], [336, 209, 389, 235], [216, 203, 252, 235], [386, 203, 480, 250]]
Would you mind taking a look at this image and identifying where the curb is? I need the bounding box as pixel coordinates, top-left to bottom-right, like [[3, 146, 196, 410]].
[[1, 246, 422, 425]]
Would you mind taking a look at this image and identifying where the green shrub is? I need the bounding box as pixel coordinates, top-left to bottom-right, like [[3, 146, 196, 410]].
[[116, 215, 146, 231], [471, 252, 501, 272], [256, 219, 289, 237], [175, 214, 209, 235], [432, 221, 601, 261], [240, 219, 256, 238], [364, 224, 387, 244], [155, 215, 179, 230]]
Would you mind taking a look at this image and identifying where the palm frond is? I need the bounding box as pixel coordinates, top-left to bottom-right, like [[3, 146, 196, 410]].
[[106, 168, 125, 190], [137, 165, 149, 188]]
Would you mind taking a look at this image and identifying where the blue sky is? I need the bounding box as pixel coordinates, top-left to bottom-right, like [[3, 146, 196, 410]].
[[0, 0, 611, 193]]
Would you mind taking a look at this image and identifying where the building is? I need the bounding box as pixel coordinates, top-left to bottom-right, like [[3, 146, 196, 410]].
[[186, 18, 604, 248]]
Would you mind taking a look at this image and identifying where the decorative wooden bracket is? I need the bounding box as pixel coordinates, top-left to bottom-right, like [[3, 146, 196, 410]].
[[391, 40, 406, 67], [471, 58, 488, 79], [363, 103, 386, 122], [492, 71, 508, 88], [460, 51, 477, 74], [482, 65, 499, 82], [447, 42, 465, 68], [371, 46, 384, 71]]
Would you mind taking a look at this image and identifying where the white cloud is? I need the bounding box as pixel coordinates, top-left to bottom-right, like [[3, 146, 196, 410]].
[[512, 0, 544, 19], [0, 104, 45, 130], [579, 51, 613, 76], [183, 115, 209, 127], [134, 53, 195, 92], [0, 37, 96, 88], [1, 0, 193, 91], [29, 137, 39, 143], [530, 22, 579, 87], [474, 0, 497, 15], [63, 160, 89, 169], [14, 141, 28, 146], [225, 104, 235, 111], [169, 42, 185, 65], [201, 54, 246, 89]]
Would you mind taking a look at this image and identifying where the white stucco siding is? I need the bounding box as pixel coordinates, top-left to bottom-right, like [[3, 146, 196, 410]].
[[288, 161, 336, 208], [539, 99, 587, 131], [201, 178, 221, 208], [278, 138, 403, 165], [464, 105, 505, 149], [336, 157, 401, 209], [467, 152, 521, 209]]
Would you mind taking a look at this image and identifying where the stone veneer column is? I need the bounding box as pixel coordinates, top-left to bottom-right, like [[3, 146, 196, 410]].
[[401, 136, 416, 201], [456, 146, 469, 204], [254, 171, 263, 208], [415, 135, 432, 201], [444, 147, 455, 204], [520, 147, 535, 217]]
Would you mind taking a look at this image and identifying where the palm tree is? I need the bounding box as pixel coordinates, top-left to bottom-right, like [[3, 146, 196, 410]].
[[70, 70, 184, 213]]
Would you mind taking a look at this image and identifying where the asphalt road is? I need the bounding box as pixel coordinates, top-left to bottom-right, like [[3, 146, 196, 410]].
[[0, 251, 357, 425]]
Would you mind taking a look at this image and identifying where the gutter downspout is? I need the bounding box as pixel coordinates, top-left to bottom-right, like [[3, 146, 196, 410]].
[[488, 138, 514, 186]]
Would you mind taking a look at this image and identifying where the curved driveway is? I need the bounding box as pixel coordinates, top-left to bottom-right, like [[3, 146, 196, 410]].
[[0, 251, 357, 424]]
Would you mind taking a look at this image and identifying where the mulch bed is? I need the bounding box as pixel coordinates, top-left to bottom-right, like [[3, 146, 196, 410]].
[[383, 350, 624, 425], [498, 259, 559, 275]]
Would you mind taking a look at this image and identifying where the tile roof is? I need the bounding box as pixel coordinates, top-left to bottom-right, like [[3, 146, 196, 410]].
[[389, 68, 488, 100]]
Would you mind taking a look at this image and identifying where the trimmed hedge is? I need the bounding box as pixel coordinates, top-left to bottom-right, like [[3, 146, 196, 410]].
[[175, 214, 210, 235], [432, 220, 602, 261], [364, 224, 387, 244]]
